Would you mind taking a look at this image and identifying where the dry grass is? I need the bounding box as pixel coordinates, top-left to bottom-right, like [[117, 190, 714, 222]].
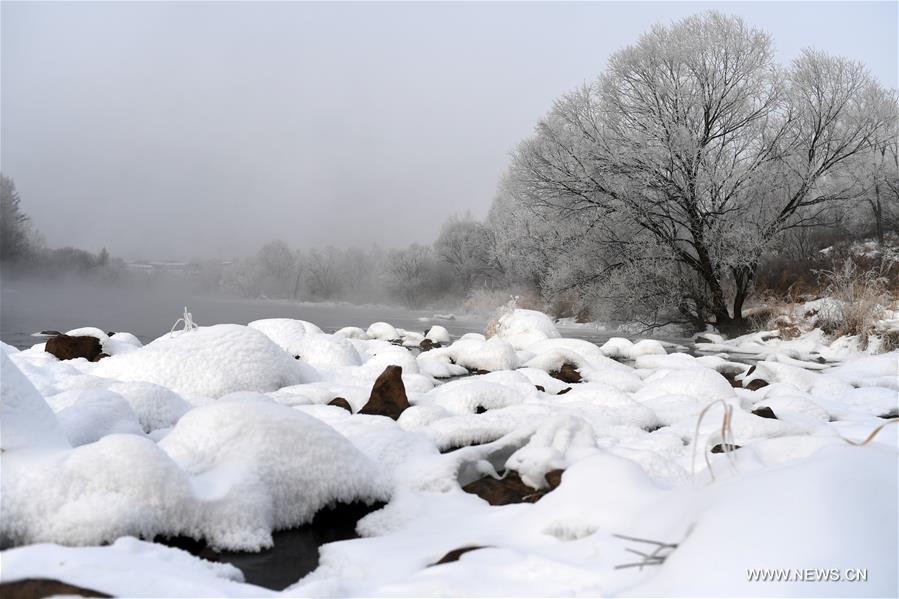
[[816, 259, 891, 347]]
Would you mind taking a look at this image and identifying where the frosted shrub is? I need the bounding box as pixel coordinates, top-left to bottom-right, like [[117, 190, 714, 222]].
[[816, 259, 890, 346]]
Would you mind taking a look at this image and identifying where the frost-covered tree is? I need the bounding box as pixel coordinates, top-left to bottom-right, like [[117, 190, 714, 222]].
[[304, 247, 343, 300], [0, 175, 34, 262], [505, 12, 892, 329], [434, 215, 497, 290], [384, 244, 452, 307], [255, 240, 298, 298]]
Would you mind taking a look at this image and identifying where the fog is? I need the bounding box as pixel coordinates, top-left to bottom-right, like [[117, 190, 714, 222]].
[[2, 1, 896, 261]]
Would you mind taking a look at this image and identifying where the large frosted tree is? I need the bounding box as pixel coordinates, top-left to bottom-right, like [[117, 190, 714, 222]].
[[506, 12, 892, 328]]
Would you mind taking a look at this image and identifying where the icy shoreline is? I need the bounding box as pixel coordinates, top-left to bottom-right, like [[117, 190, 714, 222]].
[[1, 309, 896, 597]]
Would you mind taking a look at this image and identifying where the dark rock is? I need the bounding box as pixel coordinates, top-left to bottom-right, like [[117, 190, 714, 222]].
[[431, 545, 489, 566], [37, 330, 63, 337], [710, 443, 741, 454], [549, 363, 581, 384], [643, 423, 664, 433], [534, 385, 545, 392], [556, 387, 572, 395], [462, 469, 564, 506], [468, 368, 490, 376], [544, 469, 564, 488], [744, 378, 769, 391], [358, 365, 410, 420], [419, 339, 441, 352], [878, 410, 899, 420], [438, 438, 499, 454], [0, 579, 111, 599], [722, 371, 742, 388], [45, 335, 104, 362], [751, 406, 778, 419], [328, 397, 353, 413]]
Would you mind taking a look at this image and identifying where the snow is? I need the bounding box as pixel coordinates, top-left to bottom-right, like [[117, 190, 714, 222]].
[[0, 537, 269, 597], [2, 309, 897, 597], [424, 325, 451, 344], [55, 389, 145, 446], [491, 308, 560, 349], [159, 396, 388, 549], [246, 318, 325, 358], [366, 322, 400, 341], [93, 324, 319, 398], [1, 352, 69, 451]]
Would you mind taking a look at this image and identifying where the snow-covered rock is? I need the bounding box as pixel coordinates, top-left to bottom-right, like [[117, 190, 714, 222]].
[[491, 309, 560, 349], [93, 325, 319, 398]]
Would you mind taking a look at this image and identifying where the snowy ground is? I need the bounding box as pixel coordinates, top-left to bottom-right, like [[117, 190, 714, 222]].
[[1, 309, 896, 597]]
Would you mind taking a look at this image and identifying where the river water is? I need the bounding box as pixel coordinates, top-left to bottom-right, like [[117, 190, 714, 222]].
[[0, 279, 631, 349]]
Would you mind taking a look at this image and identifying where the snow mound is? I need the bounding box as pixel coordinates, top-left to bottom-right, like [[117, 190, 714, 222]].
[[93, 325, 319, 399], [367, 322, 400, 341], [425, 325, 451, 344], [248, 318, 324, 355], [505, 416, 599, 488], [1, 434, 193, 547], [0, 537, 265, 598], [635, 368, 736, 403], [291, 333, 363, 369], [634, 444, 897, 597], [492, 309, 560, 349], [0, 352, 69, 451], [334, 326, 369, 339], [601, 337, 668, 360], [453, 336, 520, 372], [159, 396, 388, 549], [107, 381, 192, 432], [55, 389, 144, 446]]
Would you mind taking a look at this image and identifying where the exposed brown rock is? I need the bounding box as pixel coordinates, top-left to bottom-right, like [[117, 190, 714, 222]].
[[556, 387, 572, 395], [430, 545, 489, 566], [534, 385, 545, 392], [462, 469, 564, 506], [0, 579, 111, 599], [744, 378, 770, 391], [419, 339, 441, 352], [549, 363, 581, 384], [358, 365, 410, 420], [751, 406, 777, 419], [45, 335, 104, 362], [328, 397, 353, 413]]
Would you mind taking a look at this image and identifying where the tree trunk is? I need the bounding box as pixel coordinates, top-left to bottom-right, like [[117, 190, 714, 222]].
[[873, 183, 884, 246], [730, 263, 756, 322]]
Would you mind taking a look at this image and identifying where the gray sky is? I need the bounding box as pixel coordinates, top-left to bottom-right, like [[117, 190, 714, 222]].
[[2, 1, 896, 260]]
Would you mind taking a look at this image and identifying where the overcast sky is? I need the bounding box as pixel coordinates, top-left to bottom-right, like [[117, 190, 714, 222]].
[[2, 1, 896, 260]]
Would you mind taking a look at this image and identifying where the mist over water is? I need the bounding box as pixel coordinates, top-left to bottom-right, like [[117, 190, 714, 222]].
[[0, 276, 492, 350]]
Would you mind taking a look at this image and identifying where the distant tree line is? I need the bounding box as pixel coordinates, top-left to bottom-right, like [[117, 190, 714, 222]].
[[0, 175, 122, 280]]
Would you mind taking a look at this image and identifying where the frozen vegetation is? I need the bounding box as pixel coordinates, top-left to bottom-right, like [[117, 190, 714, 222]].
[[1, 305, 896, 597]]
